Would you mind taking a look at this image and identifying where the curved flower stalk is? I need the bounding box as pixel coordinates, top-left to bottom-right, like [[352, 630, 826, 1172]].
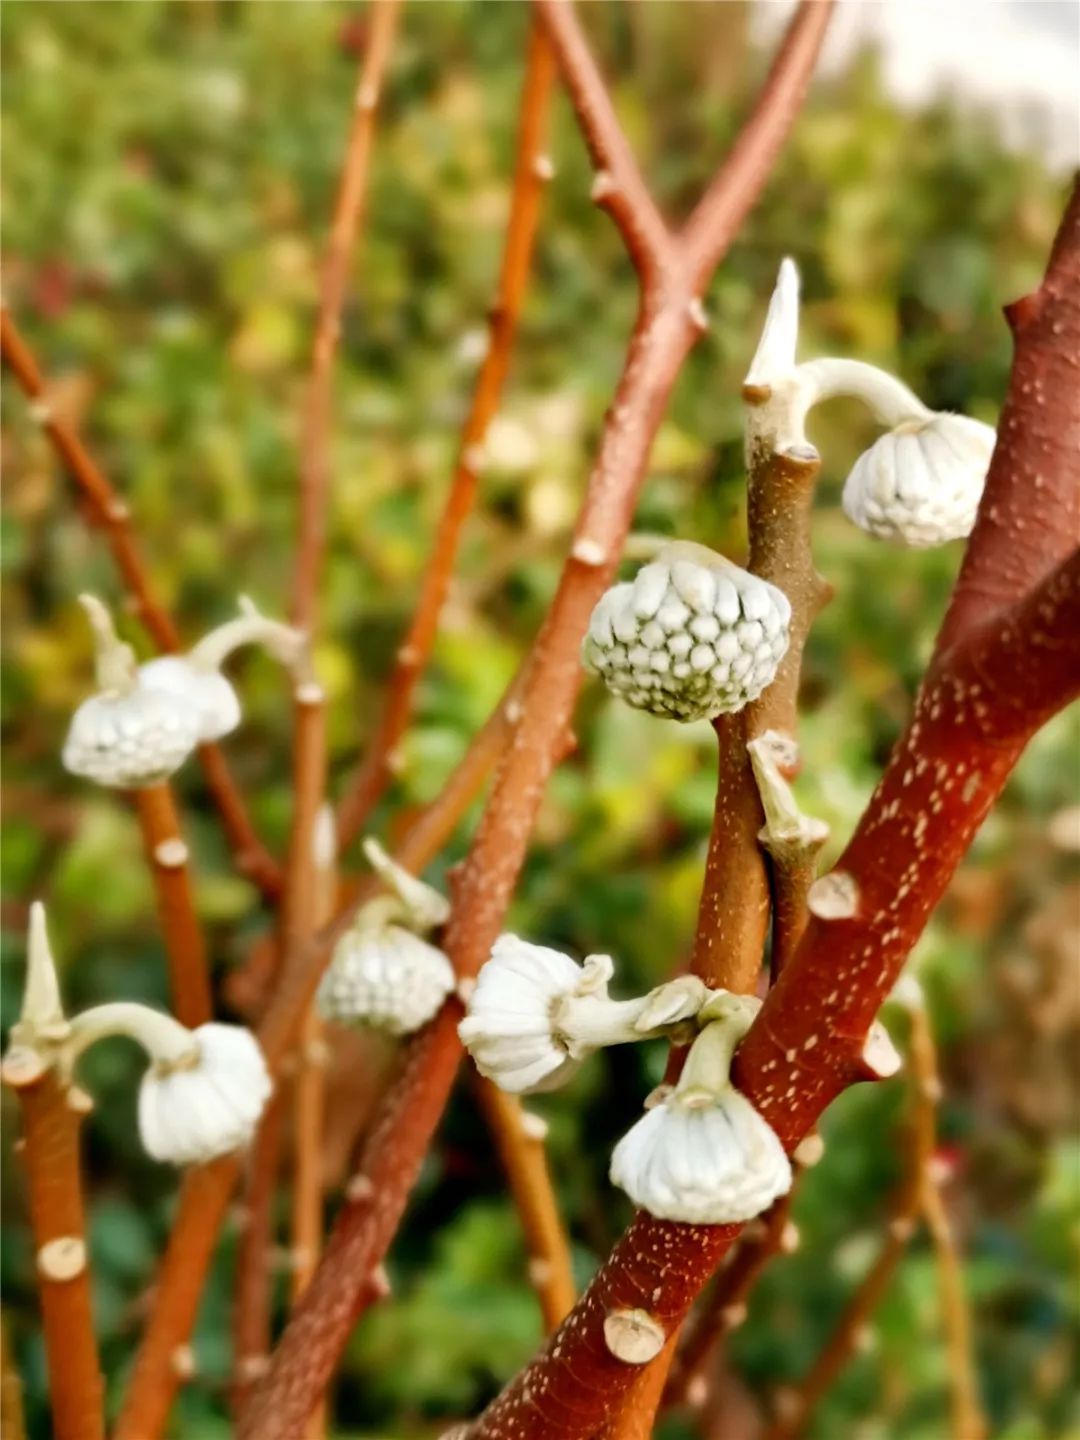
[[63, 594, 309, 787], [2, 905, 272, 1167], [459, 934, 712, 1094], [745, 259, 995, 547], [610, 995, 791, 1224], [582, 542, 791, 722], [139, 595, 310, 741], [317, 841, 454, 1036]]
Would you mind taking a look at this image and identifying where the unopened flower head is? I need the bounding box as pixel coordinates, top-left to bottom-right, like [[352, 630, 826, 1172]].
[[62, 595, 201, 789], [842, 412, 995, 547], [582, 543, 791, 723], [318, 841, 454, 1037], [459, 935, 616, 1094], [318, 922, 454, 1036], [137, 1022, 272, 1166], [610, 1001, 791, 1224]]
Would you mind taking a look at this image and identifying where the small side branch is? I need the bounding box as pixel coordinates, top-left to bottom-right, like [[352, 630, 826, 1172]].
[[533, 0, 674, 282], [471, 1079, 576, 1330], [132, 783, 212, 1028], [292, 0, 402, 632], [336, 19, 556, 851]]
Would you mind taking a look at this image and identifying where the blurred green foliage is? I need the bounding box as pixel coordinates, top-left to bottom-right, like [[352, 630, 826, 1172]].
[[2, 3, 1077, 1438]]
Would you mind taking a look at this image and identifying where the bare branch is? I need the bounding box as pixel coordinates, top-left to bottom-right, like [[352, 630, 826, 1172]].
[[937, 177, 1080, 653], [335, 18, 556, 852], [533, 0, 674, 282]]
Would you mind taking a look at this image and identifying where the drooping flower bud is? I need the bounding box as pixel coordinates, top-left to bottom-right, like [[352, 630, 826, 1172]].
[[582, 543, 791, 722], [842, 413, 995, 547], [610, 996, 791, 1223], [62, 596, 201, 789], [317, 843, 453, 1037], [137, 1022, 272, 1166]]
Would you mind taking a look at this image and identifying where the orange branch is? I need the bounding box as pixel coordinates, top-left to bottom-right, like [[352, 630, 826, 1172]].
[[292, 0, 402, 632], [471, 1079, 576, 1331], [132, 783, 212, 1028], [1, 1061, 103, 1440], [336, 18, 556, 853], [0, 306, 281, 899]]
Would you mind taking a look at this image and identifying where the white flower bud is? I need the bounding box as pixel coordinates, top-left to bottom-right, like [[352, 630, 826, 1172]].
[[318, 924, 454, 1037], [138, 1023, 272, 1166], [63, 595, 201, 789], [610, 1012, 791, 1224], [582, 543, 790, 722], [137, 657, 241, 742], [842, 413, 995, 548], [459, 936, 612, 1094], [63, 687, 201, 789]]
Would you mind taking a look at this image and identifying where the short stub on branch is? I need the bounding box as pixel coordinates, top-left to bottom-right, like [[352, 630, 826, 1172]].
[[603, 1307, 666, 1365]]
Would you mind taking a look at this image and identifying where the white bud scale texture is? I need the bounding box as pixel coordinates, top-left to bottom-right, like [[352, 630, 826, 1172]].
[[138, 1024, 272, 1166], [842, 413, 995, 547], [582, 545, 791, 722], [318, 927, 454, 1037], [63, 689, 201, 789]]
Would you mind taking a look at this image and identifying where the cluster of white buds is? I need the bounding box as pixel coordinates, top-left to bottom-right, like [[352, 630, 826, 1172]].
[[317, 840, 454, 1037], [745, 258, 996, 548], [582, 541, 791, 723], [459, 937, 790, 1225], [2, 905, 272, 1167], [62, 594, 307, 789]]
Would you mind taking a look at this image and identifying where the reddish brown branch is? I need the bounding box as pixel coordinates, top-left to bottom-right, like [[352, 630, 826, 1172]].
[[937, 178, 1080, 653], [335, 20, 555, 853], [1, 1066, 103, 1440], [231, 1096, 285, 1412], [0, 307, 281, 898], [132, 783, 212, 1028], [292, 0, 402, 631], [664, 1190, 796, 1412], [236, 6, 835, 1434]]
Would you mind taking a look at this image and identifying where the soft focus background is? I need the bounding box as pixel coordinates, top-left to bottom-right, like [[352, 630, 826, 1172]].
[[2, 3, 1077, 1438]]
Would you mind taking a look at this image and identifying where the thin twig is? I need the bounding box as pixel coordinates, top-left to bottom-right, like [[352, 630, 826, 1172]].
[[0, 306, 281, 898], [909, 1004, 986, 1440], [292, 0, 402, 632], [236, 4, 835, 1433], [335, 18, 556, 853], [0, 1064, 103, 1440], [664, 1190, 796, 1413], [132, 783, 212, 1028], [471, 1080, 576, 1331]]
